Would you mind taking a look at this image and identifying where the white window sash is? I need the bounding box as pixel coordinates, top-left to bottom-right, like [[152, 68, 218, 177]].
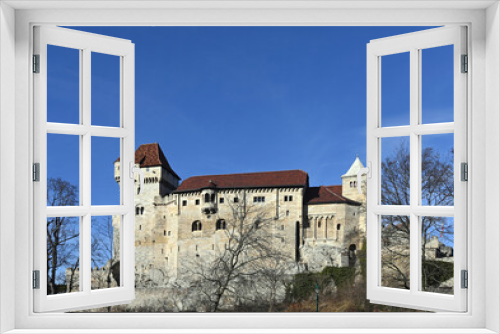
[[33, 26, 136, 312], [366, 26, 468, 312]]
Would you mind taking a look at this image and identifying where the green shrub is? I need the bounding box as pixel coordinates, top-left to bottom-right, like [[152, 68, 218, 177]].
[[321, 266, 356, 288], [422, 260, 454, 288], [286, 266, 356, 301]]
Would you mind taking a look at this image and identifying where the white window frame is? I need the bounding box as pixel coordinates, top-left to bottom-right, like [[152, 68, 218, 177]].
[[366, 26, 467, 312], [0, 1, 499, 333], [32, 26, 136, 312]]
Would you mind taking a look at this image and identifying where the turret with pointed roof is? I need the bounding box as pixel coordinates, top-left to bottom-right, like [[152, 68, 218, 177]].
[[114, 143, 181, 198], [341, 156, 366, 203]]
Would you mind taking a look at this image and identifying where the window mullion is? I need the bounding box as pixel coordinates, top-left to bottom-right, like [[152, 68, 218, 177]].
[[81, 47, 92, 294], [409, 47, 420, 294]]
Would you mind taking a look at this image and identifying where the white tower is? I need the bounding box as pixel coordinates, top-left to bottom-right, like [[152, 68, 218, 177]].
[[341, 156, 366, 203]]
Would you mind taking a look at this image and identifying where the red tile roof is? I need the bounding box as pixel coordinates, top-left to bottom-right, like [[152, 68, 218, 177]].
[[174, 170, 309, 193], [305, 185, 361, 206], [116, 143, 180, 180]]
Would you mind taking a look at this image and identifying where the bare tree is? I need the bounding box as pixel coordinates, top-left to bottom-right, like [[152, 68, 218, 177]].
[[47, 178, 79, 295], [380, 142, 454, 290], [182, 194, 294, 312], [91, 216, 120, 289]]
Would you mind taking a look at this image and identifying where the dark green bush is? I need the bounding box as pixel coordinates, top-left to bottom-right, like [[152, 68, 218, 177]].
[[422, 260, 454, 288], [286, 266, 356, 301], [321, 266, 356, 288]]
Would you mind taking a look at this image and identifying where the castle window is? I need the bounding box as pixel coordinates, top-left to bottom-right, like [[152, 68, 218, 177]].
[[204, 193, 210, 203], [168, 231, 171, 236], [163, 230, 166, 236], [195, 199, 200, 205], [141, 207, 144, 215], [211, 193, 215, 202], [318, 221, 322, 228], [253, 196, 265, 203], [192, 220, 202, 232], [135, 207, 140, 215], [281, 225, 285, 230], [234, 197, 239, 203], [353, 181, 357, 187], [182, 200, 187, 206], [284, 195, 293, 202], [219, 197, 224, 204], [137, 187, 140, 195], [337, 224, 341, 230], [286, 210, 290, 216], [139, 225, 141, 230], [216, 219, 226, 230]]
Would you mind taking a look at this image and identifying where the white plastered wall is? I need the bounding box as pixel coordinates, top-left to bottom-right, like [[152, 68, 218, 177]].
[[485, 2, 500, 333], [0, 2, 16, 333]]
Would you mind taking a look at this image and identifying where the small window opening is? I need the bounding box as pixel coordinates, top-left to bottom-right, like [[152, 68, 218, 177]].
[[192, 220, 202, 232]]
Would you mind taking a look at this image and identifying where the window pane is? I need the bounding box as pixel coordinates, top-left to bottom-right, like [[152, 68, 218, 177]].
[[47, 134, 80, 206], [47, 216, 80, 295], [421, 216, 454, 295], [421, 45, 454, 124], [381, 52, 410, 127], [421, 133, 454, 206], [47, 45, 80, 124], [91, 215, 121, 290], [91, 52, 120, 127], [381, 215, 410, 290], [381, 137, 410, 205], [91, 137, 121, 206]]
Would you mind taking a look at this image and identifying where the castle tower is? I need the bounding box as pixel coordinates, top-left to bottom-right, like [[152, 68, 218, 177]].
[[341, 156, 367, 242], [114, 143, 181, 200], [112, 143, 180, 285], [341, 156, 366, 203]]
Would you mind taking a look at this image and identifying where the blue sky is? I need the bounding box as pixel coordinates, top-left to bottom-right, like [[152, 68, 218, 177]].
[[46, 26, 454, 207]]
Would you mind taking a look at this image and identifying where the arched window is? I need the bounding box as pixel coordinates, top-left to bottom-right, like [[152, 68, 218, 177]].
[[211, 193, 215, 202], [337, 224, 341, 230], [318, 220, 322, 228], [216, 219, 226, 231], [141, 207, 144, 215], [204, 193, 210, 203], [350, 181, 353, 187], [192, 220, 202, 232], [136, 207, 140, 215]]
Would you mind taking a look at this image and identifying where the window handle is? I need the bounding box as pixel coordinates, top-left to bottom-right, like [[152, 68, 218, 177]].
[[130, 162, 145, 195], [356, 162, 371, 195]]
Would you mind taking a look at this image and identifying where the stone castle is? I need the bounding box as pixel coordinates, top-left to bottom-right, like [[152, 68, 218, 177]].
[[112, 143, 367, 288], [68, 142, 453, 298]]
